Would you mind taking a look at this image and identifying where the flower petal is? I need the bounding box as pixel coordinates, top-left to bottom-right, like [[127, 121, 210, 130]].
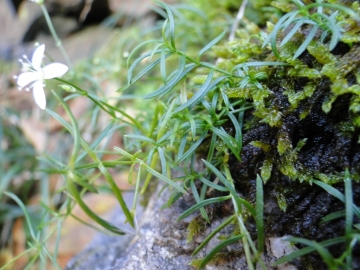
[[43, 63, 68, 79], [32, 44, 45, 70], [32, 81, 46, 110], [17, 72, 41, 87]]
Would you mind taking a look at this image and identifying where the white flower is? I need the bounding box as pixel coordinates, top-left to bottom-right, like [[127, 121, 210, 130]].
[[15, 44, 68, 110]]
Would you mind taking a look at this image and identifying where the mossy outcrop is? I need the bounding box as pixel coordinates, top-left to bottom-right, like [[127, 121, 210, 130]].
[[196, 0, 360, 268]]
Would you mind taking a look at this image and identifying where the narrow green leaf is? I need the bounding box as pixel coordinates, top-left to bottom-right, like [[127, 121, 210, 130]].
[[162, 190, 184, 209], [46, 109, 72, 132], [256, 174, 264, 253], [177, 195, 231, 221], [51, 91, 80, 170], [160, 46, 167, 83], [211, 90, 219, 114], [176, 131, 208, 164], [320, 210, 345, 224], [173, 71, 220, 113], [126, 39, 162, 68], [315, 12, 341, 51], [72, 174, 98, 193], [313, 180, 360, 217], [199, 176, 228, 192], [131, 166, 142, 214], [198, 235, 243, 269], [192, 215, 235, 256], [75, 121, 115, 163], [190, 180, 209, 222], [97, 162, 134, 227], [282, 237, 335, 266], [131, 52, 173, 86], [281, 10, 300, 34], [187, 113, 197, 141], [210, 127, 240, 160], [148, 101, 162, 138], [67, 181, 125, 235], [206, 132, 217, 162], [328, 21, 341, 51], [157, 147, 167, 176], [144, 59, 195, 99], [122, 49, 170, 91], [146, 147, 157, 166], [220, 89, 232, 110], [232, 62, 289, 73], [113, 146, 135, 160], [202, 160, 256, 216], [227, 112, 242, 151], [197, 31, 226, 60], [0, 165, 22, 200], [293, 25, 318, 59], [199, 62, 230, 75], [39, 201, 58, 216], [274, 236, 346, 265], [157, 130, 172, 144], [142, 150, 159, 194], [85, 94, 114, 118], [263, 12, 296, 58], [344, 169, 353, 237], [126, 49, 161, 85], [125, 134, 157, 146], [156, 1, 176, 49], [3, 192, 36, 240], [280, 19, 305, 47], [177, 135, 187, 161], [157, 99, 177, 140], [314, 180, 345, 200], [162, 18, 169, 46], [98, 101, 147, 133], [143, 164, 187, 194], [170, 119, 180, 146], [305, 3, 360, 20]]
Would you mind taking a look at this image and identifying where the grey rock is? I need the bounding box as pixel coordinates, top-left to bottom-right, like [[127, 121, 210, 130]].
[[66, 179, 290, 270]]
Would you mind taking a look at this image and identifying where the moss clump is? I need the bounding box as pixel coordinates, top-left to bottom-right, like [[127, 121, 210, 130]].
[[211, 0, 360, 185], [203, 0, 360, 268]]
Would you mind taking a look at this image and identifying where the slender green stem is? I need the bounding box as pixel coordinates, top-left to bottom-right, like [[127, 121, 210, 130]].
[[51, 91, 79, 170], [40, 4, 72, 69], [222, 165, 256, 270], [48, 93, 135, 228], [54, 78, 148, 134], [1, 249, 34, 270], [167, 46, 232, 76], [235, 213, 255, 270], [176, 48, 231, 76]]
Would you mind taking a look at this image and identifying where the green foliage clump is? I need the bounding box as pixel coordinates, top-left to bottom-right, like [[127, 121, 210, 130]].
[[113, 0, 360, 268], [207, 0, 360, 186], [4, 0, 360, 269]]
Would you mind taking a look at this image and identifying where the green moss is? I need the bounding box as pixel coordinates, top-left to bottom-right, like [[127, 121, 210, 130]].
[[254, 106, 283, 127], [276, 191, 288, 212], [284, 81, 317, 109], [307, 42, 337, 65], [250, 141, 271, 152], [260, 157, 273, 183], [187, 216, 207, 242], [209, 0, 360, 190]]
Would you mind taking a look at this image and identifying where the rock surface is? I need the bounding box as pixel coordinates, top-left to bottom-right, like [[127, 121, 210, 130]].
[[66, 180, 296, 270]]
